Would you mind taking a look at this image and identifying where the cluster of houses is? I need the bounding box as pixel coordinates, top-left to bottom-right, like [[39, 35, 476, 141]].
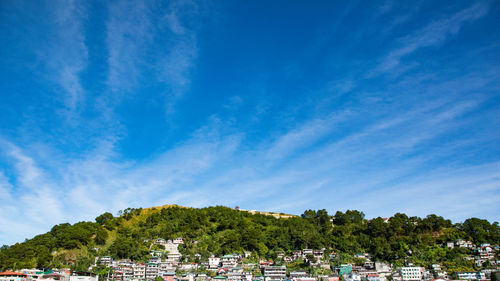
[[0, 270, 97, 281], [86, 239, 499, 281], [444, 240, 500, 267], [1, 238, 498, 281]]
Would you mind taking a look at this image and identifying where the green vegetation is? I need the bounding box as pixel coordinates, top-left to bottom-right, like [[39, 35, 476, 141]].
[[0, 206, 499, 272]]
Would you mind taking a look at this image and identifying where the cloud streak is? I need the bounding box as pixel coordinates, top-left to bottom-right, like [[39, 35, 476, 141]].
[[369, 3, 489, 77]]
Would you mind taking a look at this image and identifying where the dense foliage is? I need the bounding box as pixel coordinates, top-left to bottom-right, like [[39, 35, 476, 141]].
[[1, 206, 499, 272]]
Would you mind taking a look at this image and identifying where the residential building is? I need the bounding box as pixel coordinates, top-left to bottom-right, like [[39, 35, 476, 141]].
[[455, 272, 486, 280], [0, 271, 28, 281], [133, 263, 146, 280], [400, 267, 422, 281], [69, 272, 97, 281], [344, 273, 361, 281], [339, 265, 352, 276], [222, 255, 239, 268], [263, 266, 286, 281], [146, 263, 159, 280], [290, 272, 308, 279], [209, 256, 221, 270]]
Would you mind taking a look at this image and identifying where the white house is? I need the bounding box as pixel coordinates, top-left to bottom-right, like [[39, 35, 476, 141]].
[[400, 267, 422, 281]]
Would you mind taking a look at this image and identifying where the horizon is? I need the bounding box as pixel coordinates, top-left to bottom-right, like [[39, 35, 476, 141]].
[[1, 0, 500, 246]]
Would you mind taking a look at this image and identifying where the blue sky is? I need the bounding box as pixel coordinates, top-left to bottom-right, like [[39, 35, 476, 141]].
[[1, 0, 500, 245]]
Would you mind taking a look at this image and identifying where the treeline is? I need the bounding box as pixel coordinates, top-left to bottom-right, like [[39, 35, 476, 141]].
[[1, 206, 499, 271]]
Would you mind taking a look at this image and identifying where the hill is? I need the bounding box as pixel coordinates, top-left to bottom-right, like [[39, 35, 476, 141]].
[[0, 205, 499, 272]]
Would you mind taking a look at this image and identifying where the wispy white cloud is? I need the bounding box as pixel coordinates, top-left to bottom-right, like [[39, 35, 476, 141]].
[[32, 0, 89, 117], [104, 0, 201, 115], [369, 3, 489, 77], [157, 0, 201, 115], [265, 111, 350, 161], [105, 0, 152, 94]]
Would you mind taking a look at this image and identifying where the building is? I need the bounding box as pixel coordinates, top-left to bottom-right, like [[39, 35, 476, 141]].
[[133, 263, 146, 280], [222, 255, 239, 268], [290, 272, 308, 279], [344, 273, 360, 281], [209, 256, 221, 270], [294, 278, 317, 281], [41, 273, 69, 281], [0, 271, 28, 281], [400, 267, 422, 281], [363, 274, 380, 281], [100, 256, 113, 266], [69, 272, 97, 281], [173, 238, 184, 244], [339, 265, 352, 276], [263, 266, 286, 281], [455, 272, 486, 280], [145, 263, 159, 280]]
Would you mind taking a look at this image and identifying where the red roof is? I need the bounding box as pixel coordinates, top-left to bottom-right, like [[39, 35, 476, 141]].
[[0, 271, 27, 277]]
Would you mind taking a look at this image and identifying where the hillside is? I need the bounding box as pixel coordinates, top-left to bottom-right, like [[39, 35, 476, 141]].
[[0, 205, 499, 272]]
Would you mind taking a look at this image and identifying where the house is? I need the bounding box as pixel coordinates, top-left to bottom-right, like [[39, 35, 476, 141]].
[[339, 265, 352, 276], [259, 260, 274, 268], [161, 272, 175, 281], [0, 271, 28, 281], [455, 240, 475, 249], [399, 267, 422, 281], [151, 251, 163, 258], [173, 238, 184, 244], [154, 238, 167, 245], [133, 263, 146, 280], [344, 273, 361, 281], [252, 275, 264, 281], [149, 257, 162, 264], [363, 262, 375, 270], [165, 241, 180, 255], [145, 263, 159, 280], [180, 264, 199, 271], [455, 272, 486, 280], [69, 272, 98, 281], [218, 268, 229, 275], [294, 278, 317, 281], [166, 252, 182, 262], [195, 274, 208, 281], [209, 256, 221, 269], [302, 249, 314, 258], [227, 268, 245, 281], [363, 274, 380, 281], [100, 256, 113, 266], [313, 249, 325, 260], [222, 255, 239, 268], [292, 251, 302, 260], [289, 272, 308, 279], [354, 253, 366, 259], [263, 266, 286, 281], [325, 277, 339, 281], [40, 273, 69, 281], [122, 267, 134, 281]]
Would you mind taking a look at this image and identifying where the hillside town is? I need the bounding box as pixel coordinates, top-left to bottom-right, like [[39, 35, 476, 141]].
[[2, 238, 499, 281]]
